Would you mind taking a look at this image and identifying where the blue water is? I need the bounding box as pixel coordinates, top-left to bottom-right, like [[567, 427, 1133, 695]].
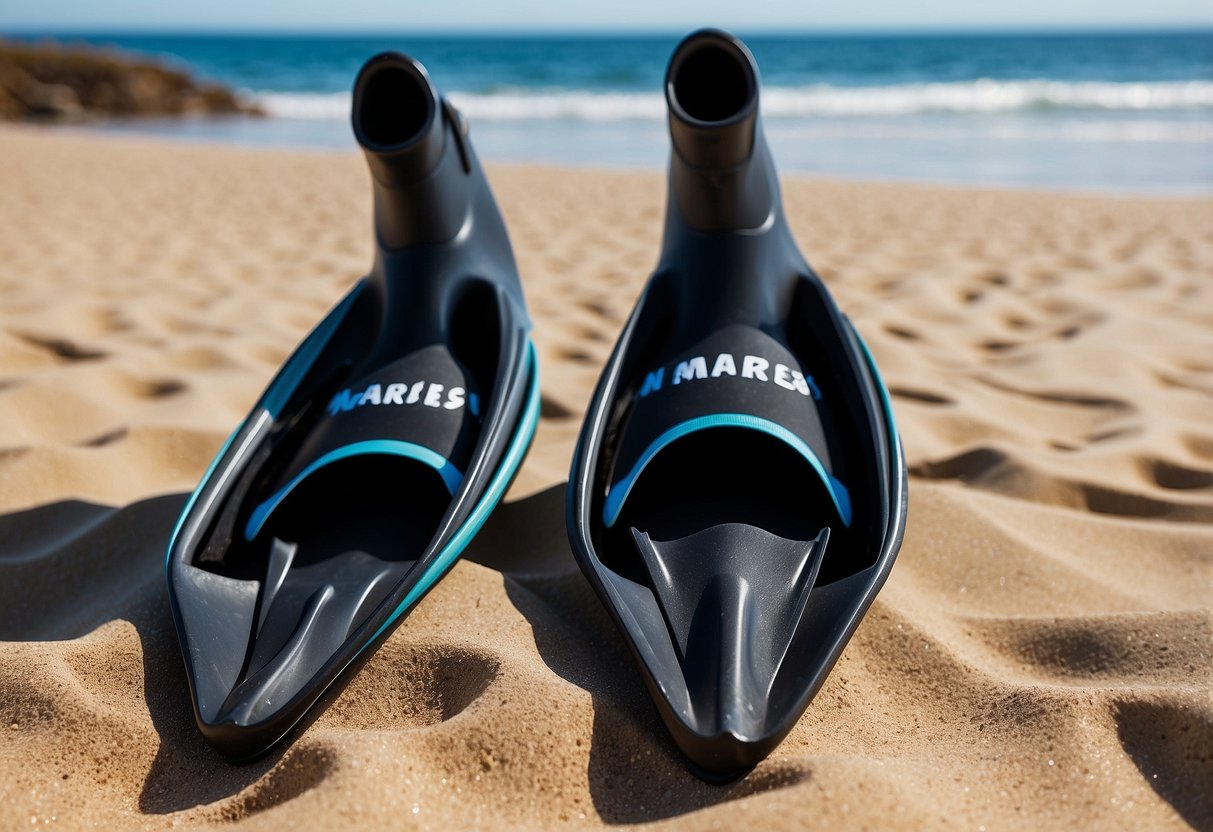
[[12, 31, 1213, 192]]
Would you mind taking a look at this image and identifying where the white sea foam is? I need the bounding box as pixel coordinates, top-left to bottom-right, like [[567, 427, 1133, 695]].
[[256, 79, 1213, 123], [768, 120, 1213, 143], [256, 91, 351, 120], [760, 79, 1213, 116]]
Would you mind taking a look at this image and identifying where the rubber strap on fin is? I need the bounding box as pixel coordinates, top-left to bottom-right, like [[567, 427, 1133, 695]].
[[602, 324, 850, 530], [244, 343, 479, 542], [604, 413, 851, 529], [244, 440, 463, 541]]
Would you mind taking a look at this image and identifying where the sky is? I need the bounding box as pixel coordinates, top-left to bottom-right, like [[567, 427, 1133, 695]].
[[2, 0, 1212, 33]]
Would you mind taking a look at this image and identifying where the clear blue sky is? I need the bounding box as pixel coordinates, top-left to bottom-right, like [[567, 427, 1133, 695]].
[[2, 0, 1211, 32]]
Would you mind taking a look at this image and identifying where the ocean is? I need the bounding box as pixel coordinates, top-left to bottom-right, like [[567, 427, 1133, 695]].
[[15, 30, 1213, 193]]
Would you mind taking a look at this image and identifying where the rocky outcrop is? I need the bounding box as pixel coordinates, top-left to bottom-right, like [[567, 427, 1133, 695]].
[[0, 39, 262, 121]]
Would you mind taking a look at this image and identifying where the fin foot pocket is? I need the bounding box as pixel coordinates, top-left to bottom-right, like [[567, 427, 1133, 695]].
[[245, 343, 481, 541], [603, 324, 851, 531]]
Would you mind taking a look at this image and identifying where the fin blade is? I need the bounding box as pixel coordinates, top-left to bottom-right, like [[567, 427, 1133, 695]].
[[628, 522, 832, 738], [257, 538, 298, 635], [171, 564, 259, 723]]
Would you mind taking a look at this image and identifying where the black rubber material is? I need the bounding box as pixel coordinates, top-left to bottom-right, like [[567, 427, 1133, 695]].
[[166, 51, 534, 762], [566, 29, 908, 783]]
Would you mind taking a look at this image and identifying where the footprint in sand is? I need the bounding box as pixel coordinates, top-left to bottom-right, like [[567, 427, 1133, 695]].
[[889, 386, 953, 406], [558, 347, 596, 365], [13, 331, 107, 362], [882, 323, 920, 341], [138, 379, 188, 399], [1086, 425, 1143, 445], [78, 426, 129, 448], [1140, 458, 1213, 491], [574, 324, 610, 344], [539, 394, 574, 421], [578, 298, 615, 320]]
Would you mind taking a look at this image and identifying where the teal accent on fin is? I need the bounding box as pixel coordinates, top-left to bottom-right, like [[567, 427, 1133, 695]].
[[853, 328, 900, 449], [361, 339, 541, 652], [168, 284, 364, 568], [165, 419, 246, 570], [603, 412, 852, 529], [244, 440, 463, 541], [260, 282, 363, 418]]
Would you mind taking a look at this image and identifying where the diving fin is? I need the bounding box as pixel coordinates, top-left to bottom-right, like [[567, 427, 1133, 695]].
[[166, 51, 539, 761], [566, 29, 908, 782]]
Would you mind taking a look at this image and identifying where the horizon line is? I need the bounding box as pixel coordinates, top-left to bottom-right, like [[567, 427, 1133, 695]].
[[3, 23, 1212, 38]]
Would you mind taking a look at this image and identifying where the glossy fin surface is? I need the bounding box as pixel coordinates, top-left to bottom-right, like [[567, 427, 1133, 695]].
[[166, 51, 538, 761], [567, 29, 908, 781]]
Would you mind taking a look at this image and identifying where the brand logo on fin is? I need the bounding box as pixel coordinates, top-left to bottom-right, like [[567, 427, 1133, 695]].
[[327, 382, 480, 417], [638, 352, 821, 400]]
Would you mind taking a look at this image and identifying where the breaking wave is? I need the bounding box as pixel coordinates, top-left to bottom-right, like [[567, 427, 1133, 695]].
[[256, 79, 1213, 122]]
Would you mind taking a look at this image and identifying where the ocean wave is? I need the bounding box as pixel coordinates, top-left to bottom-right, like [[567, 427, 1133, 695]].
[[256, 79, 1213, 121], [771, 120, 1213, 143]]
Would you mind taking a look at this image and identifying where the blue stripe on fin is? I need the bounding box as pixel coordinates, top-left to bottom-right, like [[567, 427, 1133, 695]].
[[602, 413, 852, 530], [360, 338, 542, 651], [243, 439, 463, 541]]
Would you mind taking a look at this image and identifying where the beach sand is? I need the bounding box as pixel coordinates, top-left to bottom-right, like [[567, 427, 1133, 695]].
[[0, 126, 1210, 830]]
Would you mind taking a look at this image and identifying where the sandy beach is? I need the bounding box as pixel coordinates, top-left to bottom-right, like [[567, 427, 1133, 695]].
[[0, 125, 1210, 830]]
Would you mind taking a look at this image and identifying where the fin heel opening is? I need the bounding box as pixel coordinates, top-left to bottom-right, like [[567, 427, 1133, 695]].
[[665, 30, 760, 171], [668, 38, 755, 124], [354, 60, 434, 149]]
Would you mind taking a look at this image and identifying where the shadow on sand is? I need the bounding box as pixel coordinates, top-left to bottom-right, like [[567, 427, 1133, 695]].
[[0, 494, 311, 816], [468, 484, 809, 824], [0, 485, 807, 823]]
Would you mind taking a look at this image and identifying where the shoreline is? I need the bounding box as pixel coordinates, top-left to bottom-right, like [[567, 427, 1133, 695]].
[[5, 123, 1212, 201]]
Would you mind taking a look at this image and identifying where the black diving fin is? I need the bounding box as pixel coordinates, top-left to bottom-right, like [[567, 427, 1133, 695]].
[[165, 52, 539, 761], [566, 29, 908, 782]]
